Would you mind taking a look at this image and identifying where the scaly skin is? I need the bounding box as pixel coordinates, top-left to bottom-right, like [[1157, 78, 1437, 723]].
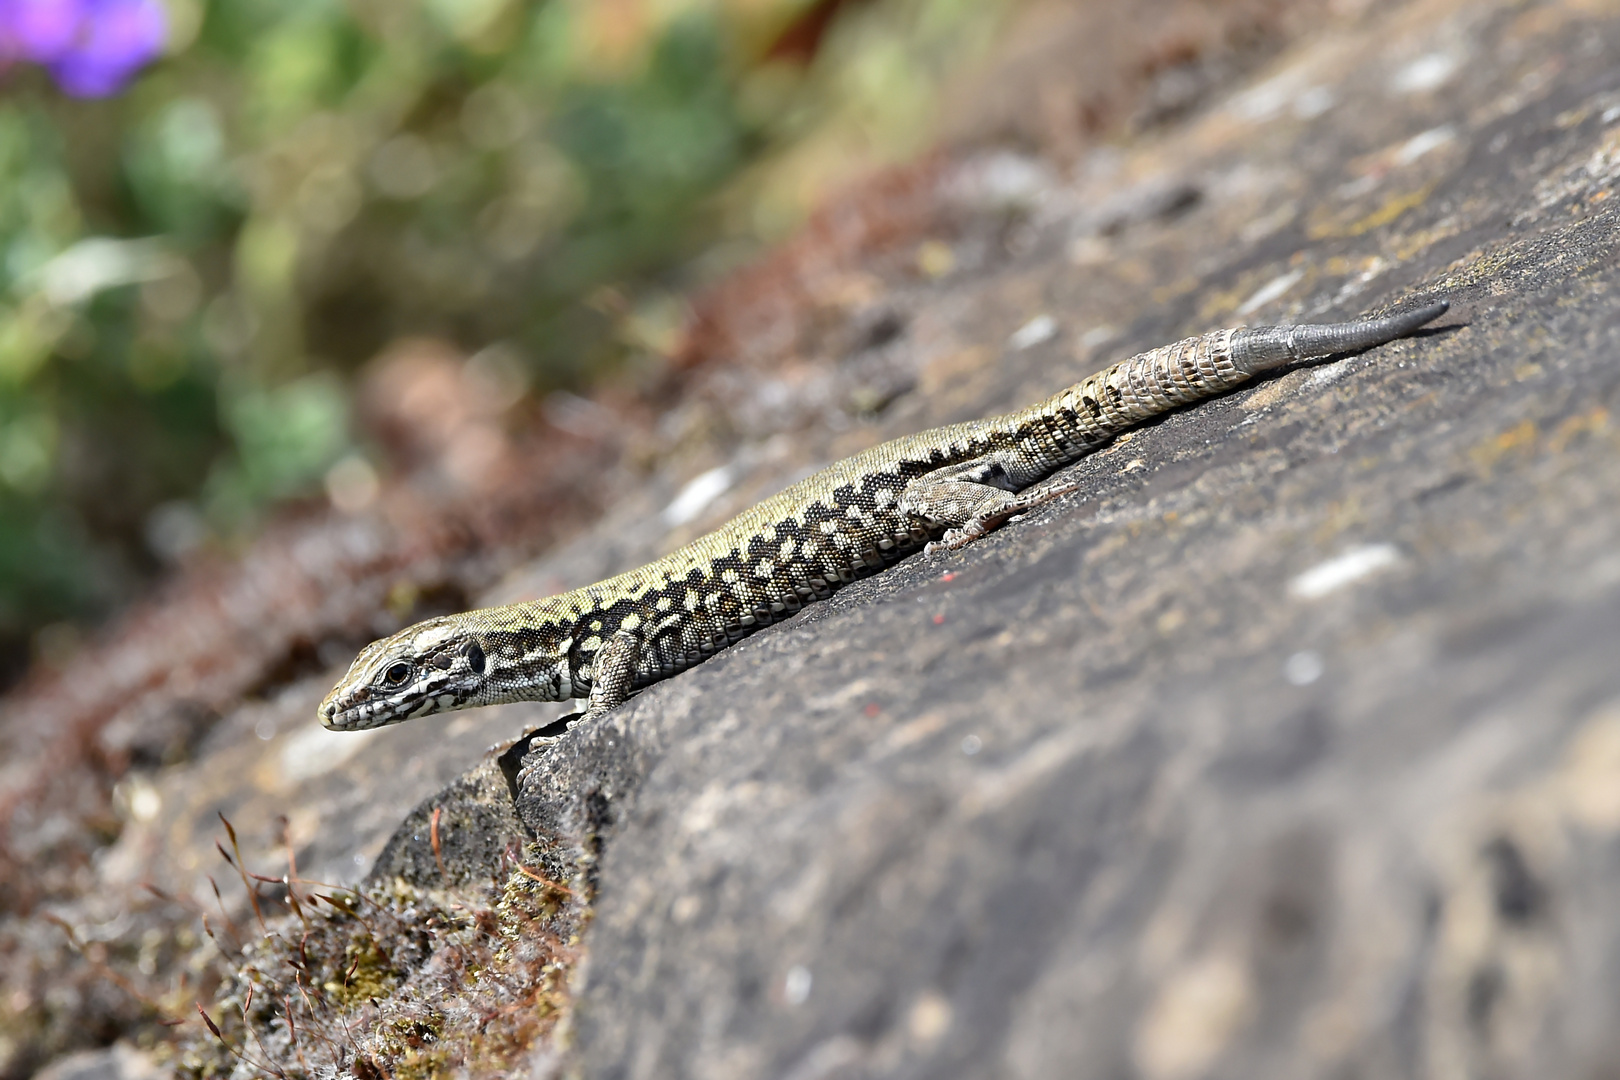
[[320, 300, 1447, 731]]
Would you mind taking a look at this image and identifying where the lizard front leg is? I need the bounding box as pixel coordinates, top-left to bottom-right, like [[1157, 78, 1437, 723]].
[[582, 629, 643, 719], [899, 456, 1082, 553], [518, 629, 642, 782]]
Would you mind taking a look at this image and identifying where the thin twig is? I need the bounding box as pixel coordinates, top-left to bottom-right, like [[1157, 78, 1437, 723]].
[[505, 845, 573, 897], [217, 814, 267, 931], [283, 995, 310, 1075], [280, 816, 310, 930], [431, 806, 447, 881], [196, 1003, 284, 1079], [293, 973, 350, 1060], [206, 877, 246, 946], [237, 986, 290, 1080]]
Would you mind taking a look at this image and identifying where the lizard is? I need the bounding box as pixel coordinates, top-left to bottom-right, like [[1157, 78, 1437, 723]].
[[320, 300, 1447, 733]]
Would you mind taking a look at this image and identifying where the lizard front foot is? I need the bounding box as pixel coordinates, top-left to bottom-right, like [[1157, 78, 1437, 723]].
[[513, 713, 584, 787]]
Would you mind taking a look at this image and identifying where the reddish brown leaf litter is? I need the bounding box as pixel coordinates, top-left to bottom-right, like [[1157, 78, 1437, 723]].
[[672, 0, 1352, 376], [0, 341, 618, 918], [939, 0, 1346, 158], [674, 156, 953, 374]]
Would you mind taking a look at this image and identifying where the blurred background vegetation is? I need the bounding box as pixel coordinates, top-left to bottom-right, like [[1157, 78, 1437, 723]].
[[0, 0, 1015, 689]]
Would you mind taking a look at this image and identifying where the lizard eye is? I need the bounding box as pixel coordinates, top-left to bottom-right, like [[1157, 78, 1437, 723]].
[[382, 661, 413, 687]]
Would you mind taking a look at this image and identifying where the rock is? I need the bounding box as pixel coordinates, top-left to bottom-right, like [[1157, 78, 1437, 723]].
[[33, 1044, 164, 1080], [366, 743, 535, 891], [503, 1, 1620, 1076]]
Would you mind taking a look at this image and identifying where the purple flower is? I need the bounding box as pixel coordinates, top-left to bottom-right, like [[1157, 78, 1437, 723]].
[[1, 0, 83, 59], [0, 0, 167, 97]]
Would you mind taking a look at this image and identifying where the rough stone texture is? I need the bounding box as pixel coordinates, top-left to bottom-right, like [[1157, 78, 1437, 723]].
[[33, 1043, 166, 1080], [503, 0, 1620, 1076], [367, 749, 535, 892], [8, 0, 1620, 1076]]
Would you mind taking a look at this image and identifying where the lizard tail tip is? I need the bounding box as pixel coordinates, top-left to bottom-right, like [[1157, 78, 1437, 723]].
[[1344, 297, 1449, 346], [1236, 297, 1450, 370], [1399, 298, 1449, 329]]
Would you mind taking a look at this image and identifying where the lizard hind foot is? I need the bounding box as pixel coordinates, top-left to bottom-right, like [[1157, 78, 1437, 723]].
[[928, 519, 994, 554], [922, 477, 1086, 554]]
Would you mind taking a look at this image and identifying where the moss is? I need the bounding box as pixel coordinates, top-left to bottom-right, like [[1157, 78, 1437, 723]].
[[391, 1046, 452, 1080], [370, 1014, 446, 1065], [323, 933, 402, 1009], [1306, 180, 1440, 239], [173, 856, 587, 1079]]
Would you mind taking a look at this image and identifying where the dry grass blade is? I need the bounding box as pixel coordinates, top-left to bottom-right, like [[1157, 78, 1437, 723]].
[[431, 806, 447, 881], [197, 1002, 284, 1078], [206, 876, 247, 946], [219, 813, 267, 931], [505, 846, 573, 897]]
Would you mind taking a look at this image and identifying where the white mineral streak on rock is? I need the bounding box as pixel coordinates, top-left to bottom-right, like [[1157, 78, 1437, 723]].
[[663, 464, 737, 527], [1396, 125, 1456, 165], [1393, 52, 1458, 95], [1133, 952, 1256, 1080], [1237, 269, 1304, 315], [1009, 314, 1058, 350], [1289, 543, 1403, 600]]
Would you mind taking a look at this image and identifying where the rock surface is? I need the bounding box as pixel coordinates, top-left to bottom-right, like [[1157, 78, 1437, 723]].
[[8, 0, 1620, 1076], [507, 0, 1620, 1076]]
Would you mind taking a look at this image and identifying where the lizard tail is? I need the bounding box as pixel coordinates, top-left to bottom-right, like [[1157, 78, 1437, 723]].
[[1233, 300, 1449, 372]]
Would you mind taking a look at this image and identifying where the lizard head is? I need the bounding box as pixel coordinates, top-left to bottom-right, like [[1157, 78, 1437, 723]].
[[320, 616, 494, 731], [319, 604, 582, 730]]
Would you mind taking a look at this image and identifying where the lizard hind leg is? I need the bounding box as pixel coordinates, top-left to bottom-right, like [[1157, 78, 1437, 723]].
[[900, 464, 1084, 553]]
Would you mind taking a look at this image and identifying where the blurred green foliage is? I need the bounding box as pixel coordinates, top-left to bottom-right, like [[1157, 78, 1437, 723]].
[[0, 0, 1011, 680]]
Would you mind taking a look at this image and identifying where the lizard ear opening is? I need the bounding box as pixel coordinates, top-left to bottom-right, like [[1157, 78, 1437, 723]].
[[465, 639, 486, 675]]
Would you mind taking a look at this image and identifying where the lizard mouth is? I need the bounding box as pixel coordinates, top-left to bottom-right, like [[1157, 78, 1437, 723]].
[[321, 690, 428, 731], [321, 675, 475, 730], [321, 697, 396, 731]]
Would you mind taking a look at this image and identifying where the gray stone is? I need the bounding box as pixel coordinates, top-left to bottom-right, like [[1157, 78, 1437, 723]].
[[33, 1044, 165, 1080], [502, 2, 1620, 1077]]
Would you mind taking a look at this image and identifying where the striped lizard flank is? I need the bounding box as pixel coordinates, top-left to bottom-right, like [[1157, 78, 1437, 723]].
[[320, 301, 1447, 731]]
